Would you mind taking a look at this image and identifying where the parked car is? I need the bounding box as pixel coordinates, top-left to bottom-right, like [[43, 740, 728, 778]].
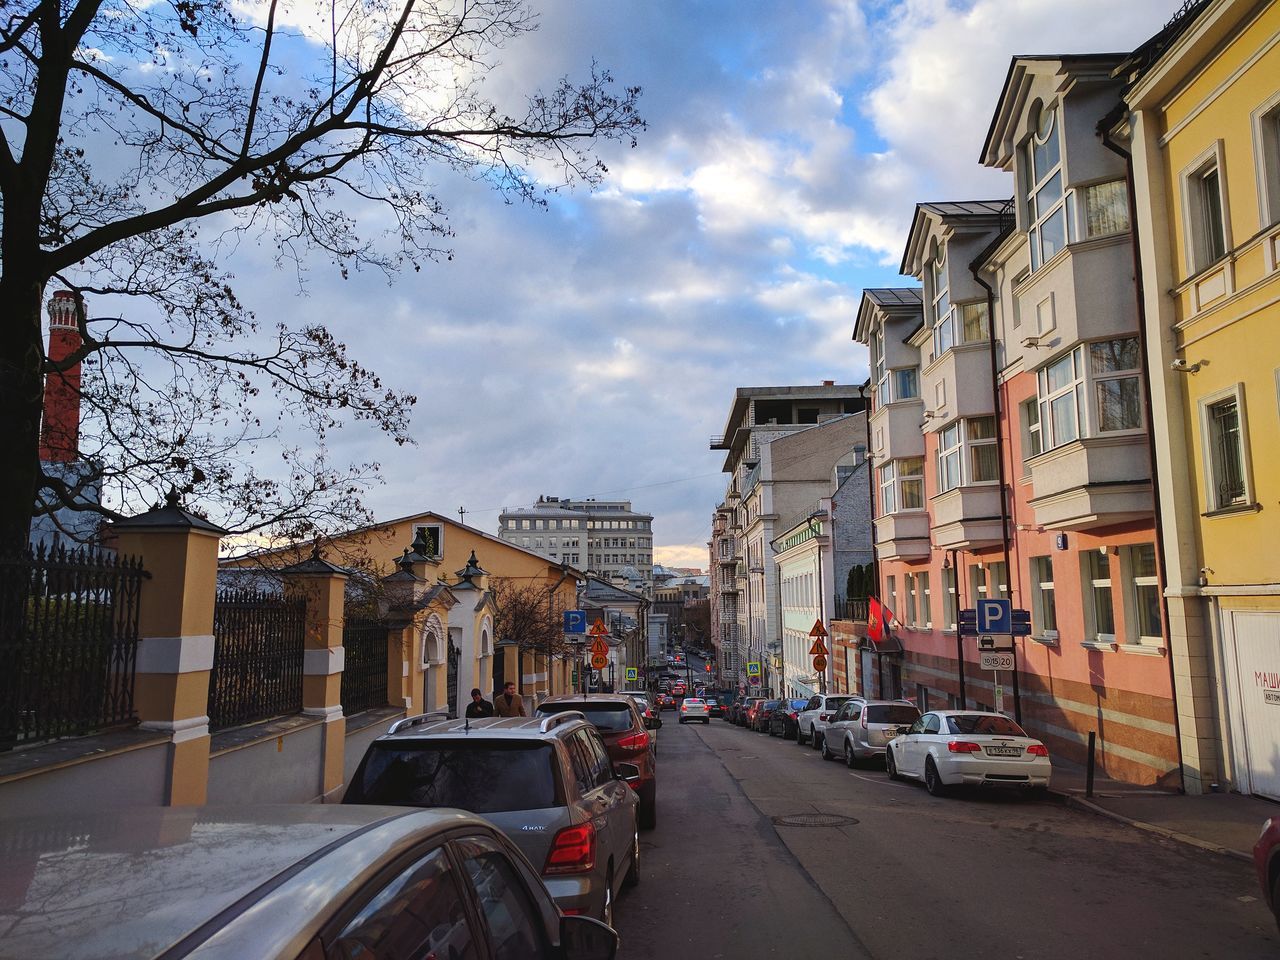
[[656, 693, 676, 710], [727, 697, 746, 724], [886, 710, 1052, 796], [1254, 817, 1280, 930], [705, 696, 725, 718], [767, 698, 811, 738], [823, 698, 921, 765], [749, 699, 780, 732], [796, 693, 855, 748], [0, 805, 621, 960], [737, 696, 766, 727], [679, 697, 711, 724], [537, 694, 660, 829], [346, 711, 641, 923]]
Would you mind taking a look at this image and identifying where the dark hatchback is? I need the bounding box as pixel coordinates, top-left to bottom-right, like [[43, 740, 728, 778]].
[[768, 698, 811, 739], [538, 695, 659, 830], [749, 699, 780, 732]]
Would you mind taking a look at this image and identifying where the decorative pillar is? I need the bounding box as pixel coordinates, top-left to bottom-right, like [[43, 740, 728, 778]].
[[281, 548, 349, 802], [113, 491, 226, 806]]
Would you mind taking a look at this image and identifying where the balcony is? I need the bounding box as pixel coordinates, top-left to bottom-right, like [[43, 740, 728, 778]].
[[869, 399, 925, 460], [873, 512, 931, 561], [921, 343, 994, 428], [1026, 434, 1153, 531], [930, 485, 1004, 549]]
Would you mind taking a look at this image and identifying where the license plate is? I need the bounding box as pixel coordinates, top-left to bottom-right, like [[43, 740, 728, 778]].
[[986, 746, 1021, 757]]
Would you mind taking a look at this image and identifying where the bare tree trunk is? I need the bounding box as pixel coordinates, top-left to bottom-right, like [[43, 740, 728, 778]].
[[0, 269, 46, 553]]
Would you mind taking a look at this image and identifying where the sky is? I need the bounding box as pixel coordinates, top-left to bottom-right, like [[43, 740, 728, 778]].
[[181, 0, 1179, 569]]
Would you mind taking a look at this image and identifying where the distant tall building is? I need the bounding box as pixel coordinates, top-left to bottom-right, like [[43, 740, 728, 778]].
[[498, 496, 655, 592]]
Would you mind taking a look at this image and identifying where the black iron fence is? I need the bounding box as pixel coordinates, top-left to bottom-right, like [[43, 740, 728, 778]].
[[0, 544, 147, 750], [209, 588, 305, 731], [341, 616, 389, 715], [834, 597, 869, 622]]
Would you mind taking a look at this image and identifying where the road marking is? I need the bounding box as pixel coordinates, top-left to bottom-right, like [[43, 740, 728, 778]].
[[848, 770, 913, 788]]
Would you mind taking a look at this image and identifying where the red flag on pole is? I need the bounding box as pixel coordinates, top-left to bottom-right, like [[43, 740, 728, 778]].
[[867, 596, 894, 644]]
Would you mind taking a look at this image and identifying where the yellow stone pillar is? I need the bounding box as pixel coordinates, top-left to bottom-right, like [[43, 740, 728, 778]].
[[282, 551, 349, 802], [113, 494, 225, 806]]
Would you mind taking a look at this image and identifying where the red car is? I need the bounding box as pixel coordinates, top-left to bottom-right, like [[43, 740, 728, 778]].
[[1254, 817, 1280, 929], [656, 693, 676, 711]]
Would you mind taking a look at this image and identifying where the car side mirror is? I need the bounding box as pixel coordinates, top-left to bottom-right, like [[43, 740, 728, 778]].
[[560, 915, 618, 960], [615, 761, 641, 784], [644, 715, 657, 730]]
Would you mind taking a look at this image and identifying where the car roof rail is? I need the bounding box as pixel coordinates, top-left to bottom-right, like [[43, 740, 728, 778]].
[[538, 710, 588, 734], [387, 711, 452, 734]]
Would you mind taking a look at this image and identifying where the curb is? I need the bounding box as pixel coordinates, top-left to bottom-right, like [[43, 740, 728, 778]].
[[1054, 790, 1252, 864]]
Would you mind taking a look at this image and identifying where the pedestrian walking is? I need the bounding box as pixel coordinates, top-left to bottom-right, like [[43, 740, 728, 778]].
[[465, 688, 494, 719], [493, 681, 527, 717]]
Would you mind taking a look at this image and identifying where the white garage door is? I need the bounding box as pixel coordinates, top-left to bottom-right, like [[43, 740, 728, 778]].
[[1227, 610, 1280, 800]]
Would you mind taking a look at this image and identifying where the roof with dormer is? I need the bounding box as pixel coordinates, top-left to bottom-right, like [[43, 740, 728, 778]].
[[899, 199, 1013, 277], [853, 287, 924, 343]]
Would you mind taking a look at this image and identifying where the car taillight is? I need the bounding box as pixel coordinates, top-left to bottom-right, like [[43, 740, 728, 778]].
[[819, 713, 829, 722], [543, 823, 596, 876], [1027, 744, 1049, 757], [860, 713, 867, 728], [789, 712, 798, 720], [948, 741, 982, 753], [617, 731, 648, 751]]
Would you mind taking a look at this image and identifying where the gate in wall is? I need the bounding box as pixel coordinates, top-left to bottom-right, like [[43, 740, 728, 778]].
[[1224, 609, 1280, 800]]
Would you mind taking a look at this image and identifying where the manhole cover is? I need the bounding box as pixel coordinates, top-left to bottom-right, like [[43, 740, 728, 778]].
[[772, 813, 859, 828]]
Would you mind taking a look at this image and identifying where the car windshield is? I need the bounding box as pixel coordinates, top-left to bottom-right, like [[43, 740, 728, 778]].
[[945, 714, 1027, 736], [537, 701, 635, 732], [348, 741, 559, 813], [866, 705, 921, 724]]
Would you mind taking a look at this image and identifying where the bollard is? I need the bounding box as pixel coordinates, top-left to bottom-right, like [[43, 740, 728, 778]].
[[1086, 731, 1097, 799]]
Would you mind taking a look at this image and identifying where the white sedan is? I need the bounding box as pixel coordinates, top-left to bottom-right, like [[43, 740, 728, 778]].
[[679, 698, 711, 724], [886, 710, 1051, 797]]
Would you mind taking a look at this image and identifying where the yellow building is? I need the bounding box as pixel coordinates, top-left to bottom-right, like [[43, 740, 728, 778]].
[[224, 511, 582, 717], [1122, 0, 1280, 796]]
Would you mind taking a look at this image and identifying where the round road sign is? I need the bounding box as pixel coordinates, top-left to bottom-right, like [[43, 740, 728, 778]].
[[812, 654, 828, 671], [590, 653, 609, 670]]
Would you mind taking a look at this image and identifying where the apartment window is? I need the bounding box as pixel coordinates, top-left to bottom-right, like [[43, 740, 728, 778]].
[[931, 247, 950, 328], [892, 367, 919, 401], [1185, 153, 1228, 272], [1255, 96, 1280, 227], [878, 462, 897, 514], [918, 571, 932, 628], [1126, 544, 1162, 644], [1037, 346, 1086, 450], [1090, 338, 1143, 432], [1202, 388, 1250, 510], [958, 301, 990, 343], [413, 524, 443, 558], [1021, 398, 1042, 469], [522, 537, 530, 547], [886, 576, 897, 623], [534, 537, 543, 549], [969, 565, 987, 606], [938, 422, 962, 493], [1084, 179, 1129, 238], [905, 573, 917, 627], [898, 457, 925, 509], [873, 327, 887, 400], [1083, 550, 1115, 642], [990, 561, 1009, 600], [1024, 101, 1073, 271], [1031, 556, 1057, 638], [967, 417, 998, 483], [942, 566, 958, 631]]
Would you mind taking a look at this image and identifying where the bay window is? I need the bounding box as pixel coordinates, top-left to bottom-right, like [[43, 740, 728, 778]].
[[1035, 339, 1143, 453], [880, 457, 926, 513], [959, 302, 990, 343], [938, 423, 962, 493], [1037, 346, 1086, 450], [1090, 338, 1143, 432], [1024, 101, 1074, 271], [878, 461, 897, 514], [892, 367, 919, 401], [938, 419, 996, 492], [931, 249, 952, 357], [967, 417, 998, 483], [1084, 179, 1129, 238]]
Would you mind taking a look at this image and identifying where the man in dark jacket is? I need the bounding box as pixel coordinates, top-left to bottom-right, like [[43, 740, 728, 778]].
[[465, 688, 494, 718], [493, 681, 527, 717]]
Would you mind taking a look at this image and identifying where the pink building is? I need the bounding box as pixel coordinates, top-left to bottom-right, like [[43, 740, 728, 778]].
[[852, 57, 1181, 787]]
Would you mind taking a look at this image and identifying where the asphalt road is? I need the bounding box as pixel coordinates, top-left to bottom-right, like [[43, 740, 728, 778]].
[[613, 714, 1279, 959]]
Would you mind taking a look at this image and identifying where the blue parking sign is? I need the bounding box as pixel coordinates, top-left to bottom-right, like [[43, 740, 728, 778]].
[[975, 599, 1011, 634], [563, 610, 587, 634]]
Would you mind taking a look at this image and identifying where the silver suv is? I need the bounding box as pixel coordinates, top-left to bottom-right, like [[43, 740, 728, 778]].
[[822, 698, 922, 765], [345, 711, 640, 926]]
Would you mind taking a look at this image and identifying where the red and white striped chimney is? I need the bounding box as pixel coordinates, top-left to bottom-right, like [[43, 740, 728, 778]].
[[39, 290, 84, 463]]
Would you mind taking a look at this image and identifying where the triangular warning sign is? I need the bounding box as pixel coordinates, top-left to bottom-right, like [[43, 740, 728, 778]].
[[590, 637, 610, 656], [808, 619, 828, 637], [808, 638, 828, 656], [589, 618, 610, 636]]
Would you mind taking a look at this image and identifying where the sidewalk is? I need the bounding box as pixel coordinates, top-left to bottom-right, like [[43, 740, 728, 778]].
[[1050, 758, 1278, 862]]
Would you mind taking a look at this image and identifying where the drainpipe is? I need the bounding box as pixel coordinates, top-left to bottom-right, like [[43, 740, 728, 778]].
[[970, 254, 1021, 725], [1100, 115, 1186, 792], [951, 549, 966, 707]]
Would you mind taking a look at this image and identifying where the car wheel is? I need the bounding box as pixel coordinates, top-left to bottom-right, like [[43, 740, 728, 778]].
[[601, 864, 614, 926], [820, 736, 834, 762], [925, 757, 948, 797], [845, 738, 859, 769], [811, 731, 822, 751], [1271, 870, 1280, 933], [639, 785, 657, 830], [797, 726, 808, 745], [886, 746, 902, 781], [679, 718, 685, 724], [623, 825, 640, 888]]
